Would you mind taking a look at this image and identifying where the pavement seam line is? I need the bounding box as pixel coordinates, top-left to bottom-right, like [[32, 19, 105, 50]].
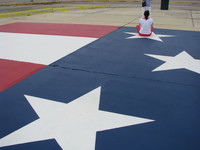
[[190, 10, 195, 27]]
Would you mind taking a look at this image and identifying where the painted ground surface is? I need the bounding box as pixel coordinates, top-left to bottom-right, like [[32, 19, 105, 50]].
[[0, 22, 200, 150]]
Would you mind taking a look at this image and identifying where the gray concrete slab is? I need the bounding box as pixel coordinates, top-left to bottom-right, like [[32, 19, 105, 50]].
[[0, 2, 199, 31]]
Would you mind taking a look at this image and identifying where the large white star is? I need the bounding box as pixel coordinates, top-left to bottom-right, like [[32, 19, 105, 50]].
[[145, 51, 200, 74], [0, 87, 154, 150], [125, 32, 175, 42]]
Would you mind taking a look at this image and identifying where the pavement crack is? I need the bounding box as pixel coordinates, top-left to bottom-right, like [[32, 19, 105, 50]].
[[49, 64, 200, 89]]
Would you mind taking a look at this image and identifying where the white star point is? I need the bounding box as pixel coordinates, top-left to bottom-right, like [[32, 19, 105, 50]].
[[125, 32, 175, 42], [145, 51, 200, 74], [0, 87, 154, 150]]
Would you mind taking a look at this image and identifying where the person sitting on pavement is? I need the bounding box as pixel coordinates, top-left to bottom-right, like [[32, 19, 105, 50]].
[[136, 10, 154, 37]]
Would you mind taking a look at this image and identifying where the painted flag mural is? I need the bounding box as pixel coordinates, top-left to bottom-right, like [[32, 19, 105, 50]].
[[0, 22, 200, 150]]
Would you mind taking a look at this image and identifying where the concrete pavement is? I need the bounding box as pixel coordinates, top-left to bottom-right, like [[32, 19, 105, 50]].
[[0, 2, 199, 31]]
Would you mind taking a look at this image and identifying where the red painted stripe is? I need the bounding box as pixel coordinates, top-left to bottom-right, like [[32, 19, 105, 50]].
[[0, 22, 120, 38], [0, 59, 46, 92]]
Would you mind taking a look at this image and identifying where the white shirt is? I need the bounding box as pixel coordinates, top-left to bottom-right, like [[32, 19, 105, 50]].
[[139, 18, 153, 35]]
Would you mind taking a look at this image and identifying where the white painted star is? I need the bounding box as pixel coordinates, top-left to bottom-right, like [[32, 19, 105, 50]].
[[0, 87, 154, 150], [125, 32, 175, 42], [145, 51, 200, 74]]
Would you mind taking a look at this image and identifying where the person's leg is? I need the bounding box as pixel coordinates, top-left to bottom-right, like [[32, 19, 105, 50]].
[[141, 7, 145, 18], [136, 25, 140, 32], [148, 7, 152, 18], [151, 26, 154, 32]]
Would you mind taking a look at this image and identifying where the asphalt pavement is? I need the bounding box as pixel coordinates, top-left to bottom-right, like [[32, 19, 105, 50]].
[[0, 2, 199, 149]]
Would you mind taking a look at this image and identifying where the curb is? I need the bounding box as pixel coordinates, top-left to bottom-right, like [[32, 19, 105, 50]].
[[0, 1, 200, 7], [0, 5, 108, 17]]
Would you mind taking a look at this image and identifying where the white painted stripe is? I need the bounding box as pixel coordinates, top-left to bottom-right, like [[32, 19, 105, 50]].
[[0, 32, 97, 65]]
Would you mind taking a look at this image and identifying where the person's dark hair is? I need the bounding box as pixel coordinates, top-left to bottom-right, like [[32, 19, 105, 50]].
[[144, 10, 150, 20]]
